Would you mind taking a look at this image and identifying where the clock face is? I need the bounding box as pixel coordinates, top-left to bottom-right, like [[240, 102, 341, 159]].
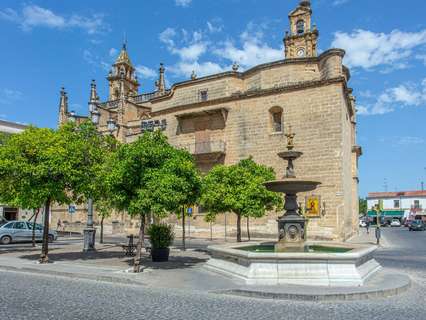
[[297, 48, 305, 57]]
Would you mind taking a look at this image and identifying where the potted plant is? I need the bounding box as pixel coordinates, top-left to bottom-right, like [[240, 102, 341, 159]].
[[147, 223, 174, 262]]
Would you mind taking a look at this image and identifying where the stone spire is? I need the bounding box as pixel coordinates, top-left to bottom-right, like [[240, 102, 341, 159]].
[[88, 79, 97, 113], [58, 87, 68, 126], [300, 0, 311, 7], [107, 41, 139, 100], [155, 63, 166, 94]]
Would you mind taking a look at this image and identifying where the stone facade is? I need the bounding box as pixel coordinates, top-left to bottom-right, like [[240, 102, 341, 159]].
[[57, 0, 361, 241]]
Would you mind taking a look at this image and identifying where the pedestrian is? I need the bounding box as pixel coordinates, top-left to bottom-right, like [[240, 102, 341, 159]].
[[365, 219, 370, 234], [57, 218, 63, 231]]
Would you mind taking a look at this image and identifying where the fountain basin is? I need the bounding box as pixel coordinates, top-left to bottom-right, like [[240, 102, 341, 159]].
[[205, 242, 381, 286], [264, 179, 321, 193]]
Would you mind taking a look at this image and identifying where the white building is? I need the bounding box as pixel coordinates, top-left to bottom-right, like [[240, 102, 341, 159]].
[[0, 119, 31, 221], [367, 191, 426, 221]]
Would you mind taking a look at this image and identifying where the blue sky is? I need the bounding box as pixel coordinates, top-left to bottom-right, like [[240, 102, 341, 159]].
[[0, 0, 425, 196]]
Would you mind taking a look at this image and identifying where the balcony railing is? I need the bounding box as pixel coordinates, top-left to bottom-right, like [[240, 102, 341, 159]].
[[131, 90, 171, 104], [98, 100, 119, 109], [179, 140, 226, 156]]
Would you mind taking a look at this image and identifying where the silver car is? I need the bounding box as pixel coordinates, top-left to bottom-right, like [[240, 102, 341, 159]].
[[0, 221, 58, 245]]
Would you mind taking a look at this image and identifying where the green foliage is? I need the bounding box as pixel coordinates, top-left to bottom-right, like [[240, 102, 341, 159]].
[[200, 158, 282, 219], [0, 121, 112, 210], [105, 131, 201, 218], [359, 197, 367, 215], [0, 132, 11, 145], [147, 223, 175, 249]]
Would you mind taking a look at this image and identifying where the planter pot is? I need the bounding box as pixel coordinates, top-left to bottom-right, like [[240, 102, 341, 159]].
[[151, 247, 170, 262]]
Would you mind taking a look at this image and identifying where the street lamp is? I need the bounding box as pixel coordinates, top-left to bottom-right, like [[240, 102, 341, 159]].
[[91, 109, 100, 126], [107, 117, 117, 135], [141, 119, 167, 133], [68, 111, 76, 123]]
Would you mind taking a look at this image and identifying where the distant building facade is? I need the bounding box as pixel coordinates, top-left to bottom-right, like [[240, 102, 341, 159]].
[[367, 191, 426, 222], [56, 0, 361, 241], [0, 119, 32, 221]]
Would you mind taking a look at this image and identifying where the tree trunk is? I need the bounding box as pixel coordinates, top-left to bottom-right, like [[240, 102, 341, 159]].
[[247, 216, 251, 241], [236, 213, 242, 242], [133, 214, 145, 273], [39, 199, 51, 264], [100, 215, 104, 244], [32, 208, 40, 247], [182, 206, 186, 251]]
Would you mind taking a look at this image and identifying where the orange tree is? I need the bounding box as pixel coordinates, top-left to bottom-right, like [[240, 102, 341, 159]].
[[0, 122, 110, 263], [200, 158, 282, 242], [105, 131, 201, 272]]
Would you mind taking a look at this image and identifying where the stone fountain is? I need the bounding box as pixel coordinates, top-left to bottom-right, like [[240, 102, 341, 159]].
[[264, 127, 321, 252], [205, 128, 382, 286]]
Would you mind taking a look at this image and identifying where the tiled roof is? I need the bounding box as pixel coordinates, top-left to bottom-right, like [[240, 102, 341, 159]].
[[368, 191, 426, 198]]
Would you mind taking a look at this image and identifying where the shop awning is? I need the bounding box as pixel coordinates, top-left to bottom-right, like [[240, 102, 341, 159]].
[[367, 210, 404, 218]]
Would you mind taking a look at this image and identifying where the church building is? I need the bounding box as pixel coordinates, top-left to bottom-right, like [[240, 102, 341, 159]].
[[57, 0, 361, 241]]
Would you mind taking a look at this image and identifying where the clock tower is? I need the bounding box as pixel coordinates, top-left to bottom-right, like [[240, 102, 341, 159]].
[[284, 0, 318, 59]]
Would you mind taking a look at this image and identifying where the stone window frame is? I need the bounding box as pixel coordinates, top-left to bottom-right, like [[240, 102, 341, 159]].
[[296, 20, 305, 35], [394, 200, 400, 209], [269, 106, 284, 134], [199, 89, 208, 102]]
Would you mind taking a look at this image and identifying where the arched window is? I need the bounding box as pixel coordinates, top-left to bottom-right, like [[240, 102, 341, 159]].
[[296, 20, 305, 35], [270, 107, 283, 133]]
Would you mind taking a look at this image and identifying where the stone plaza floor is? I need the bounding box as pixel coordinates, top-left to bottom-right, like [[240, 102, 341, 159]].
[[0, 228, 425, 319]]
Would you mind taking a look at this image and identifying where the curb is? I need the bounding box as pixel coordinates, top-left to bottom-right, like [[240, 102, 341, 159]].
[[212, 276, 411, 302], [0, 265, 146, 287]]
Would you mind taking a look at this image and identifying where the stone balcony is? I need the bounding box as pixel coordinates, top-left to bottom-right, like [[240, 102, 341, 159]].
[[179, 140, 226, 162]]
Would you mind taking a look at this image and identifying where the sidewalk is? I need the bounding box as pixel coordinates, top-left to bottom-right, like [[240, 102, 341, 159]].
[[0, 231, 409, 301]]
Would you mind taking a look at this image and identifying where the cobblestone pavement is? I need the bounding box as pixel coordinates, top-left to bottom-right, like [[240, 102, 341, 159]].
[[0, 228, 425, 320]]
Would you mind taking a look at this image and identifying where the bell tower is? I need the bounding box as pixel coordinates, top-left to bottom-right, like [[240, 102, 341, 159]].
[[284, 0, 318, 59], [107, 43, 139, 100]]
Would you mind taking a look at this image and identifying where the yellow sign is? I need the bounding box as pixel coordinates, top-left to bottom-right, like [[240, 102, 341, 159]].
[[305, 196, 321, 218]]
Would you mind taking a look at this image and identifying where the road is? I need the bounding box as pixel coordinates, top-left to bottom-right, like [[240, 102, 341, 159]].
[[0, 228, 425, 320]]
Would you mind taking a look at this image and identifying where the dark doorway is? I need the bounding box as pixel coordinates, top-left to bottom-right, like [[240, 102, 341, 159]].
[[3, 207, 18, 221]]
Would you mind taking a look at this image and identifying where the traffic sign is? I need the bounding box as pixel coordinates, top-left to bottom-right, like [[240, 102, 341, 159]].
[[68, 205, 76, 214], [187, 207, 193, 216]]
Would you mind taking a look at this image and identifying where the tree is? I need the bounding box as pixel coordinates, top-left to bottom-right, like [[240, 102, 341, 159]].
[[105, 131, 201, 272], [200, 158, 282, 242], [95, 199, 113, 244], [0, 122, 109, 263], [359, 197, 367, 216]]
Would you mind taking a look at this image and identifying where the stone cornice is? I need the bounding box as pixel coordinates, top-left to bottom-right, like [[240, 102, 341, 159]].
[[151, 76, 348, 117], [148, 48, 347, 104]]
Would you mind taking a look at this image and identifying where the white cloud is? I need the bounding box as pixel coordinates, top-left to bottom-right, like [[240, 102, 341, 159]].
[[175, 0, 192, 7], [333, 0, 349, 6], [169, 61, 226, 78], [359, 79, 426, 115], [109, 48, 118, 57], [216, 40, 282, 70], [332, 29, 426, 71], [0, 89, 23, 105], [214, 22, 282, 69], [159, 28, 177, 47], [396, 136, 425, 145], [207, 20, 223, 33], [136, 65, 157, 79], [0, 5, 109, 34]]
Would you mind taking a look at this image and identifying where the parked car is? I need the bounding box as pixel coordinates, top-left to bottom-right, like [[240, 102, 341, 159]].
[[0, 218, 8, 227], [408, 220, 426, 231], [0, 221, 58, 245], [390, 219, 401, 227]]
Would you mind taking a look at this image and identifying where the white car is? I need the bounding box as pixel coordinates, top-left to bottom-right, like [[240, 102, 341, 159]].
[[390, 219, 401, 227], [359, 220, 367, 227]]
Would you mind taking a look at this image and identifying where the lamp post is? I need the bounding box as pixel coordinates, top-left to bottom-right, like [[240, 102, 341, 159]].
[[82, 112, 102, 253], [374, 203, 382, 245]]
